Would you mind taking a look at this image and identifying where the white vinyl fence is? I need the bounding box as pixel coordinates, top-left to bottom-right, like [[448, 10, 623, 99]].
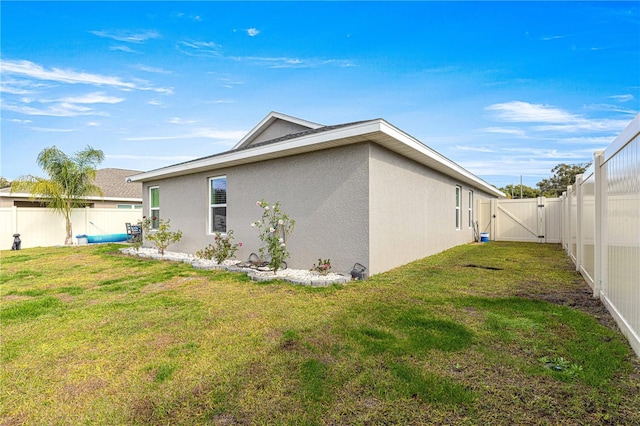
[[478, 116, 639, 357], [564, 114, 640, 357], [0, 207, 142, 250]]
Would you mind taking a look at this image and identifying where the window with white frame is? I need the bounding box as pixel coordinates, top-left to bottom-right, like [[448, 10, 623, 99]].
[[455, 185, 462, 230], [468, 190, 474, 228], [210, 176, 227, 233], [149, 186, 160, 229]]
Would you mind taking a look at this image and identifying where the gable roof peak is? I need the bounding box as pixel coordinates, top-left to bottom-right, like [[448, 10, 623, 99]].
[[232, 111, 324, 150]]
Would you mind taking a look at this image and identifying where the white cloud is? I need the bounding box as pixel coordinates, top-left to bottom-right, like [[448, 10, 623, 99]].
[[1, 60, 136, 89], [556, 136, 614, 145], [29, 126, 76, 133], [178, 41, 222, 57], [610, 94, 634, 103], [109, 45, 138, 53], [169, 117, 197, 125], [485, 101, 631, 134], [247, 28, 260, 37], [2, 102, 103, 117], [5, 118, 32, 124], [480, 127, 527, 137], [455, 145, 497, 153], [51, 92, 125, 104], [107, 154, 197, 162], [90, 30, 160, 44], [234, 56, 354, 69], [122, 128, 246, 142], [541, 34, 571, 41], [533, 119, 630, 133], [204, 99, 236, 104], [486, 101, 578, 123], [134, 64, 172, 74]]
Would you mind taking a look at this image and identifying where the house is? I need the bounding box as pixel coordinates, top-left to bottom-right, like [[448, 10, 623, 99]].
[[0, 168, 143, 208], [128, 112, 505, 276]]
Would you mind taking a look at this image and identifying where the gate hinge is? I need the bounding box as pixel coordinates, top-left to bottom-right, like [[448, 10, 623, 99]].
[[538, 235, 545, 239], [538, 205, 544, 208]]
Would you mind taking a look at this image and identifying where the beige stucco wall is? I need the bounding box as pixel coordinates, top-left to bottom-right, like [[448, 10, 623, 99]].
[[368, 144, 495, 275], [141, 142, 498, 277], [142, 144, 370, 275]]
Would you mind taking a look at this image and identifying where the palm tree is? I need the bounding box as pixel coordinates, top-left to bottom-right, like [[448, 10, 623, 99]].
[[11, 145, 105, 245]]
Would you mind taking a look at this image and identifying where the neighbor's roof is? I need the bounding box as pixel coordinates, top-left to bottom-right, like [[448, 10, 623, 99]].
[[128, 112, 505, 198], [93, 168, 142, 199], [1, 168, 143, 201]]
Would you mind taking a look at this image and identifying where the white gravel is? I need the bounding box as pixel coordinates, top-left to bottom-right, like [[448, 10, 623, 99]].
[[120, 247, 349, 287]]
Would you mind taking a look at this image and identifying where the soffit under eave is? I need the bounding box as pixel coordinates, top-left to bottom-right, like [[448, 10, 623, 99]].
[[369, 133, 504, 198]]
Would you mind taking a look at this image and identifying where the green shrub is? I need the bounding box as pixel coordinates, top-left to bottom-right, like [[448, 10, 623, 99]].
[[197, 230, 242, 263]]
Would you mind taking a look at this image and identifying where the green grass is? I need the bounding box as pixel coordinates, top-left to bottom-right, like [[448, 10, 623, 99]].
[[1, 242, 638, 425]]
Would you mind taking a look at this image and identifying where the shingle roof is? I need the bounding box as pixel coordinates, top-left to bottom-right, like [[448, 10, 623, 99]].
[[1, 168, 143, 200], [143, 119, 377, 173], [93, 168, 142, 198], [236, 120, 376, 151]]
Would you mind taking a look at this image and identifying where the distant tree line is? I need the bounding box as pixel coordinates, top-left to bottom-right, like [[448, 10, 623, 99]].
[[499, 162, 591, 199]]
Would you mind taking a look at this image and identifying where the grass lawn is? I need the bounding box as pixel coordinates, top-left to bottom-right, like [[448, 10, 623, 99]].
[[1, 242, 639, 425]]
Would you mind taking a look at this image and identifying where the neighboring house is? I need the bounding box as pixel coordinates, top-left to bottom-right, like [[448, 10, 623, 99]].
[[129, 112, 505, 276], [0, 168, 143, 209]]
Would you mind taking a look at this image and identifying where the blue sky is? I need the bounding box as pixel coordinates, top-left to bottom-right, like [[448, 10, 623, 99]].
[[1, 1, 638, 188]]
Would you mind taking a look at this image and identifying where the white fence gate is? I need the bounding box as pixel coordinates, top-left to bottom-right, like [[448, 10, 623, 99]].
[[0, 207, 142, 250], [477, 197, 562, 243]]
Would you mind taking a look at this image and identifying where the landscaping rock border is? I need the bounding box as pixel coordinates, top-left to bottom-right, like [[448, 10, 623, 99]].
[[120, 247, 349, 287]]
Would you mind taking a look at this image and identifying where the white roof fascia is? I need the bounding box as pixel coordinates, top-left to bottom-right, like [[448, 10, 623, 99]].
[[128, 119, 505, 198], [128, 120, 381, 182], [231, 111, 323, 150]]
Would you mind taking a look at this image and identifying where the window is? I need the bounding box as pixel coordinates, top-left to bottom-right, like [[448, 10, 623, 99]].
[[210, 176, 227, 233], [117, 204, 132, 209], [468, 190, 474, 228], [149, 186, 160, 229], [455, 185, 462, 230]]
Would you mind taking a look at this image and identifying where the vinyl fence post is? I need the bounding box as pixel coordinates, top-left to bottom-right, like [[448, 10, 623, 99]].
[[593, 150, 605, 299], [575, 175, 584, 273]]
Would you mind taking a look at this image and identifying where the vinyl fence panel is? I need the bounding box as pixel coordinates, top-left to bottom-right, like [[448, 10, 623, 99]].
[[597, 118, 639, 357], [0, 207, 142, 250]]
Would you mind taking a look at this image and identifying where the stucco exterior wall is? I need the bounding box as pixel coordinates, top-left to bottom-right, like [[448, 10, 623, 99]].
[[142, 144, 370, 275], [368, 144, 495, 275]]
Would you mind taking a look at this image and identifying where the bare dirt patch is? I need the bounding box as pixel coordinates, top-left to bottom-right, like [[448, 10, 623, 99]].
[[515, 279, 617, 330]]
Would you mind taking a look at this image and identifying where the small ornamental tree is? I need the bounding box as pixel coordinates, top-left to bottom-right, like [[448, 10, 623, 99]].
[[251, 200, 295, 273], [141, 217, 182, 255]]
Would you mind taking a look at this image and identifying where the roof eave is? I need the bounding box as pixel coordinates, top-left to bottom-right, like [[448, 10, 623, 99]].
[[129, 119, 505, 198]]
